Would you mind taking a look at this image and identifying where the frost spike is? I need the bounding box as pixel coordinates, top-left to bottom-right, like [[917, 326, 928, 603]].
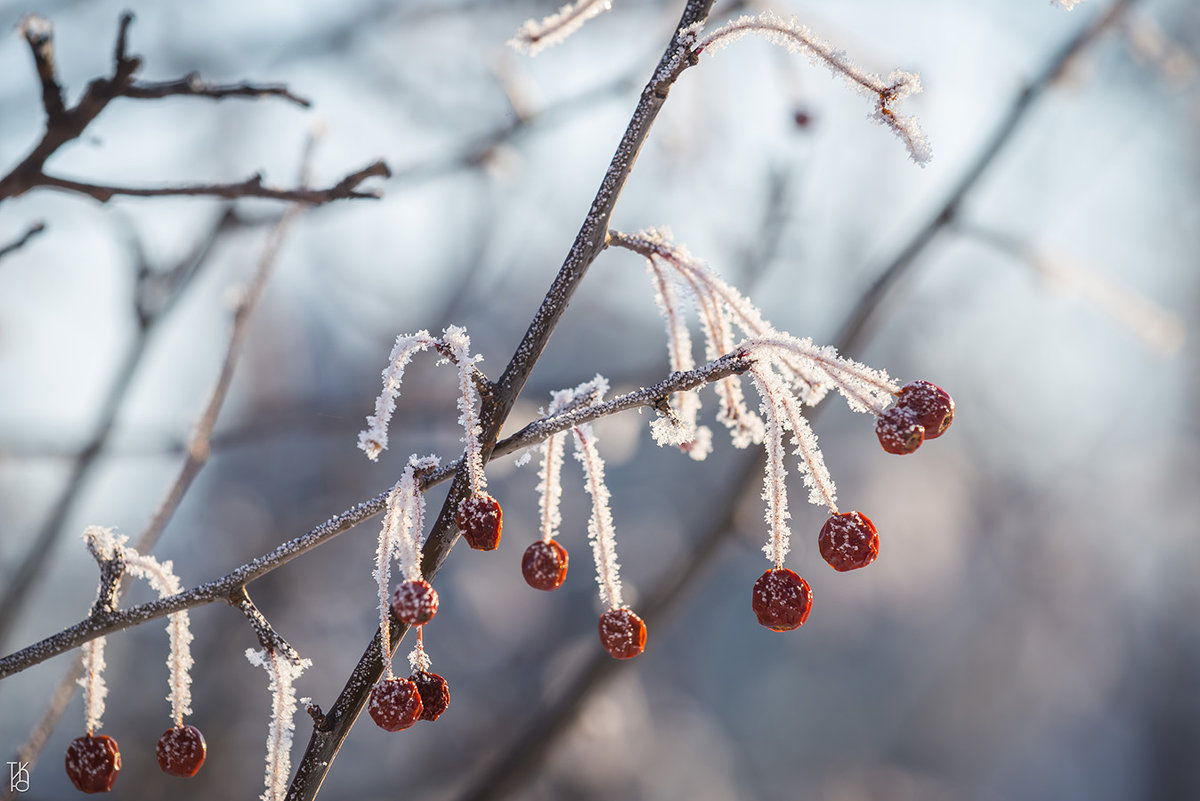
[[245, 648, 311, 801]]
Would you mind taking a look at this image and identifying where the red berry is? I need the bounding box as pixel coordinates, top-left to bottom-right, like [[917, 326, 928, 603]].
[[368, 678, 423, 731], [598, 608, 646, 659], [751, 568, 812, 631], [896, 380, 954, 439], [155, 725, 206, 778], [391, 579, 439, 626], [521, 540, 569, 591], [65, 734, 121, 793], [456, 493, 502, 551], [818, 511, 879, 572], [875, 405, 924, 455], [410, 670, 450, 721]]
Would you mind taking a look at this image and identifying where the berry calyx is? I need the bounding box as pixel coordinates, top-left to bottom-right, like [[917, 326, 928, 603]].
[[155, 725, 207, 778], [521, 540, 569, 591], [598, 608, 646, 659], [410, 670, 450, 721], [896, 380, 954, 439], [456, 493, 502, 551], [368, 678, 423, 731], [391, 579, 439, 626], [818, 511, 879, 572], [65, 734, 121, 793], [752, 568, 812, 631], [875, 405, 924, 455]]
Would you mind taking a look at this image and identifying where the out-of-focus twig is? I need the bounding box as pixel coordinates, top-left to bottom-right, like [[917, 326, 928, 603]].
[[0, 222, 46, 263]]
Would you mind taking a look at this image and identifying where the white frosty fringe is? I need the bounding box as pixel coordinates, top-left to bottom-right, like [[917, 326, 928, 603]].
[[408, 629, 432, 673], [695, 12, 932, 164], [374, 454, 439, 677], [645, 258, 710, 458], [442, 325, 487, 494], [79, 637, 108, 736], [358, 330, 439, 460], [748, 366, 794, 568], [123, 550, 193, 727], [509, 0, 612, 56], [246, 648, 312, 801], [742, 335, 899, 414], [773, 373, 839, 513], [537, 430, 567, 544]]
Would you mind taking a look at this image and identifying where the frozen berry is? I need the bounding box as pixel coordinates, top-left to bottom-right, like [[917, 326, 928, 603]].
[[598, 608, 646, 659], [752, 568, 812, 631], [65, 734, 121, 793], [896, 380, 954, 439], [521, 540, 569, 591], [456, 493, 502, 551], [410, 670, 450, 722], [818, 511, 879, 572], [875, 405, 924, 455], [155, 725, 206, 778], [368, 678, 423, 731], [391, 579, 439, 626]]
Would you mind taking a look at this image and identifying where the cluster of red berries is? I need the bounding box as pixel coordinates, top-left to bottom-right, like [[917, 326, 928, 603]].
[[368, 670, 451, 731], [65, 725, 206, 793], [874, 380, 954, 455], [753, 381, 952, 631]]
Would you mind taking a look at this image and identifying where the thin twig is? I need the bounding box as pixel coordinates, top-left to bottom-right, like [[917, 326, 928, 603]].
[[0, 222, 46, 262]]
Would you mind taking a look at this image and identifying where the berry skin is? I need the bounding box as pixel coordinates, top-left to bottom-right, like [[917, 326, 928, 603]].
[[875, 405, 924, 455], [156, 725, 207, 778], [598, 608, 647, 659], [410, 670, 450, 722], [456, 493, 502, 551], [752, 568, 813, 631], [818, 511, 879, 572], [521, 540, 569, 591], [65, 734, 121, 793], [368, 678, 423, 731], [391, 579, 439, 626], [896, 380, 954, 439]]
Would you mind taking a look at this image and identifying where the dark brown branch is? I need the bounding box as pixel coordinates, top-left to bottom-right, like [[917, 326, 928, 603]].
[[0, 13, 376, 205], [0, 222, 46, 263], [35, 161, 389, 204]]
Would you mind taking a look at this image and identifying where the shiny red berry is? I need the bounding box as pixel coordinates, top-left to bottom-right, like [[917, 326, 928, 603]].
[[752, 568, 812, 631], [410, 670, 450, 722], [65, 734, 121, 793], [818, 511, 879, 572], [155, 725, 206, 778], [368, 678, 423, 731], [456, 493, 502, 551], [391, 579, 439, 626], [896, 380, 954, 439], [521, 540, 569, 591], [598, 608, 646, 659], [875, 405, 924, 455]]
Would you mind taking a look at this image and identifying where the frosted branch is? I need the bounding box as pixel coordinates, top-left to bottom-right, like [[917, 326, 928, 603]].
[[509, 0, 613, 56], [695, 12, 931, 164]]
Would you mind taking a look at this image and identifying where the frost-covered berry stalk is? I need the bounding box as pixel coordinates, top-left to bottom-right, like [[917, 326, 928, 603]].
[[245, 647, 311, 801], [509, 0, 614, 55]]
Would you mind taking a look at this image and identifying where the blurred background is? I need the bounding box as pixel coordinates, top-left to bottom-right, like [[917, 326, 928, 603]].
[[1, 0, 1198, 799]]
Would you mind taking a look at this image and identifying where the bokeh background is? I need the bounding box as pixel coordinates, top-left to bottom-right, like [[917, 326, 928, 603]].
[[1, 0, 1198, 799]]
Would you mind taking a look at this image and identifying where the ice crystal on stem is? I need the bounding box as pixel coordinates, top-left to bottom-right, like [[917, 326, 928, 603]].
[[245, 648, 311, 801], [694, 12, 932, 164], [79, 637, 108, 737], [123, 551, 193, 727], [509, 0, 613, 56], [441, 325, 487, 495]]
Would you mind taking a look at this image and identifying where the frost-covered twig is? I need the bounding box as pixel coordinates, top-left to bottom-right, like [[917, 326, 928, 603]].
[[509, 0, 614, 55], [121, 548, 193, 727], [694, 12, 931, 164]]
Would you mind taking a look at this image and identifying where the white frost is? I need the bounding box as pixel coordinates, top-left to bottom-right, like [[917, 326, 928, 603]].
[[246, 648, 312, 801]]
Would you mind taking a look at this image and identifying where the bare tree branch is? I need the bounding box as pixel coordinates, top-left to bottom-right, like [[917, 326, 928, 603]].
[[0, 13, 385, 205], [0, 222, 46, 263]]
